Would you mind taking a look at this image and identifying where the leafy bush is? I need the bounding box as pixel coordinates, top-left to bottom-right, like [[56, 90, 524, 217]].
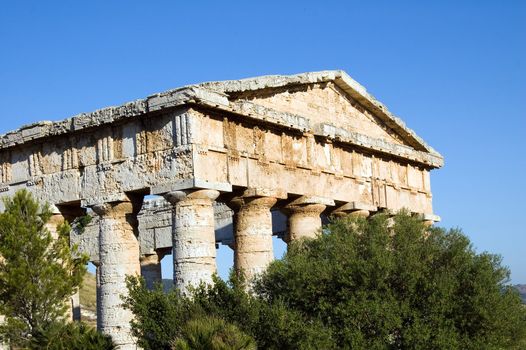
[[125, 213, 526, 349], [124, 278, 192, 350], [171, 316, 255, 350], [256, 213, 526, 349], [124, 275, 333, 350], [30, 321, 115, 350]]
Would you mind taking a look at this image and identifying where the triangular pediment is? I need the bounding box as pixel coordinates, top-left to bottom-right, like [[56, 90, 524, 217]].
[[230, 81, 410, 147], [200, 70, 441, 159]]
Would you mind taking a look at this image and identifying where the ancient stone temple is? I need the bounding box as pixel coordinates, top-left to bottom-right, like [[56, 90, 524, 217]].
[[0, 70, 442, 348]]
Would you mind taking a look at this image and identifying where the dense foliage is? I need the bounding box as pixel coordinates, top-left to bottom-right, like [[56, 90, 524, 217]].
[[0, 190, 90, 347], [125, 275, 332, 350], [30, 321, 115, 350], [171, 316, 256, 350], [257, 213, 526, 349], [126, 213, 526, 349]]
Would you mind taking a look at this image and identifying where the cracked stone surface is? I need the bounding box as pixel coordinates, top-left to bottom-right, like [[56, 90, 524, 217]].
[[165, 189, 220, 293], [92, 201, 139, 349]]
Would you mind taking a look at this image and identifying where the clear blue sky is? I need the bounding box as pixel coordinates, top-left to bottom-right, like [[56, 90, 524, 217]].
[[1, 1, 524, 282]]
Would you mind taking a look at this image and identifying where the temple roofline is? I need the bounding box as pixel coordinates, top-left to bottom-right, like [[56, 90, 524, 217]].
[[0, 70, 443, 168]]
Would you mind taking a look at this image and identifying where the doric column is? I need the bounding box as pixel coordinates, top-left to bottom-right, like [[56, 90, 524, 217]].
[[71, 291, 81, 321], [282, 196, 334, 243], [140, 252, 163, 290], [164, 189, 220, 294], [45, 212, 65, 239], [95, 263, 102, 330], [92, 201, 140, 349], [332, 201, 377, 218], [45, 208, 81, 321], [230, 194, 278, 282]]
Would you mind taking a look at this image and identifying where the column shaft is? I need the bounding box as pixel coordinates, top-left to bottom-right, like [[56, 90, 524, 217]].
[[232, 196, 277, 282], [96, 264, 102, 330], [284, 203, 326, 243], [45, 211, 80, 322], [140, 253, 162, 290], [165, 190, 219, 294], [45, 212, 65, 239], [71, 291, 81, 321], [93, 201, 140, 349]]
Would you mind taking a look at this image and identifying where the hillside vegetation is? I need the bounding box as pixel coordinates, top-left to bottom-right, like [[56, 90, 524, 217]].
[[515, 284, 526, 303], [79, 272, 97, 327]]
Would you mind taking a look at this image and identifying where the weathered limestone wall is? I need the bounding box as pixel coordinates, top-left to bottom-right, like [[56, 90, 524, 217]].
[[191, 107, 433, 215], [0, 108, 195, 210]]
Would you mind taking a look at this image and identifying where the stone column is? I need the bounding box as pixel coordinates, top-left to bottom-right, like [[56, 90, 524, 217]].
[[45, 208, 81, 321], [95, 263, 102, 330], [230, 195, 277, 282], [92, 201, 140, 349], [71, 291, 81, 321], [164, 189, 220, 294], [45, 210, 66, 239], [140, 252, 163, 290], [282, 196, 334, 243]]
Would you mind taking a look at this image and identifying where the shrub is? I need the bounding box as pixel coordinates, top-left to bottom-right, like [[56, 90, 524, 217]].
[[30, 321, 115, 350]]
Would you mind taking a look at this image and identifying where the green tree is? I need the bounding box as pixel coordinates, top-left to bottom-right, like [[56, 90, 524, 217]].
[[124, 278, 192, 350], [125, 213, 526, 349], [124, 274, 334, 350], [256, 213, 526, 349], [0, 190, 89, 346]]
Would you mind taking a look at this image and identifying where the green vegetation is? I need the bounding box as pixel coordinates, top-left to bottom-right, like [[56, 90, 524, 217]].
[[79, 272, 97, 313], [0, 190, 112, 348], [30, 321, 115, 350], [171, 316, 256, 350], [79, 271, 97, 327], [125, 273, 332, 350], [126, 212, 526, 350]]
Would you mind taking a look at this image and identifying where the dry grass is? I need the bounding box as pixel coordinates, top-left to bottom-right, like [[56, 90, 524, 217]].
[[79, 271, 97, 327], [79, 271, 97, 312]]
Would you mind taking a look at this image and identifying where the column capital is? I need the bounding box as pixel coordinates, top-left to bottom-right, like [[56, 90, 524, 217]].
[[91, 201, 134, 217], [241, 187, 287, 200], [139, 253, 161, 264], [48, 204, 62, 214], [283, 203, 327, 216], [230, 196, 277, 211], [163, 189, 220, 206], [286, 196, 335, 207], [283, 196, 334, 215], [414, 213, 441, 227], [332, 201, 377, 218], [228, 187, 285, 211]]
